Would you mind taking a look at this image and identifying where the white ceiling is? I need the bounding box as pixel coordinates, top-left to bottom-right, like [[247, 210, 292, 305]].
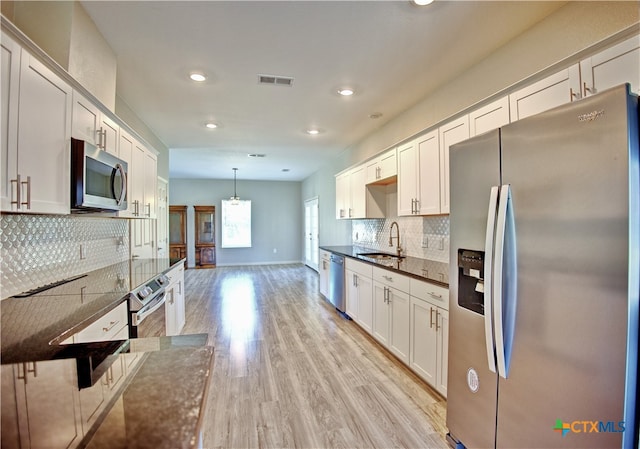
[[81, 1, 566, 182]]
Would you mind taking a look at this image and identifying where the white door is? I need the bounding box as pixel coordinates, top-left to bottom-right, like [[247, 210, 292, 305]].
[[304, 197, 319, 271]]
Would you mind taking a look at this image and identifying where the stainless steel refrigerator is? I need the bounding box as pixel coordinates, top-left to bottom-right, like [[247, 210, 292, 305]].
[[446, 84, 639, 449]]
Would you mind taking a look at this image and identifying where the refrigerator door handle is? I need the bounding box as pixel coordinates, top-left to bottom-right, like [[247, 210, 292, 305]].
[[494, 184, 517, 379], [483, 186, 500, 374]]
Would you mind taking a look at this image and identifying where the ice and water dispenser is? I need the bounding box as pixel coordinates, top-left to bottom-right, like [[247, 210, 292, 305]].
[[457, 249, 485, 314]]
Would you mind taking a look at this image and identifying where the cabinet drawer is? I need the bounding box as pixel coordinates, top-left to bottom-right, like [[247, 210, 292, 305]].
[[320, 250, 331, 261], [372, 267, 410, 293], [74, 302, 128, 343], [165, 263, 184, 285], [345, 258, 373, 278], [410, 279, 448, 310]]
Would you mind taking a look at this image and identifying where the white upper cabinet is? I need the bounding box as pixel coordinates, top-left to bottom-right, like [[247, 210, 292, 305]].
[[397, 140, 418, 216], [2, 42, 72, 214], [1, 32, 21, 213], [72, 91, 120, 156], [335, 171, 349, 219], [398, 130, 442, 216], [580, 35, 640, 97], [439, 116, 469, 215], [417, 130, 441, 215], [366, 148, 397, 184], [509, 66, 581, 122], [349, 165, 366, 219], [469, 96, 510, 137]]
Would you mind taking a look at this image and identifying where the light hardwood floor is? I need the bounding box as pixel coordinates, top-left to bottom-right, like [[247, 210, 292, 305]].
[[179, 264, 448, 449]]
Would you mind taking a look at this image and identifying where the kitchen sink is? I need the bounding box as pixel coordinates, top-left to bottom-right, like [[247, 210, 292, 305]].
[[357, 252, 405, 260]]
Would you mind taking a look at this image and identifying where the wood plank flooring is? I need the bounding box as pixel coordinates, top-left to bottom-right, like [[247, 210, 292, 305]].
[[179, 264, 448, 449]]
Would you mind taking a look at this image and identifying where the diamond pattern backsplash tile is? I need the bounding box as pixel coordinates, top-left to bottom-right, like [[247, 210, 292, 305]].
[[352, 215, 450, 263], [1, 214, 129, 299]]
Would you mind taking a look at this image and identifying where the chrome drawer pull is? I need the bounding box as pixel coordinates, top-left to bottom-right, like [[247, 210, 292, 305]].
[[102, 320, 120, 333]]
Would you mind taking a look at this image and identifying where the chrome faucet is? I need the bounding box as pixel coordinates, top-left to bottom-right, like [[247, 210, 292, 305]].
[[389, 221, 402, 256]]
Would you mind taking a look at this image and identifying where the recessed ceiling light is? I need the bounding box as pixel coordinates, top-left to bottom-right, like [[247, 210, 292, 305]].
[[338, 88, 354, 96], [412, 0, 434, 5], [205, 122, 217, 129], [190, 72, 206, 82], [282, 169, 290, 172], [306, 129, 320, 135]]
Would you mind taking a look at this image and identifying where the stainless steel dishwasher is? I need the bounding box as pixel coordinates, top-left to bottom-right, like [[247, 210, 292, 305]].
[[328, 253, 345, 312]]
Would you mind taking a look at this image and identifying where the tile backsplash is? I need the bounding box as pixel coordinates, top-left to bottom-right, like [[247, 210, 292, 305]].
[[352, 215, 450, 263], [1, 214, 129, 299]]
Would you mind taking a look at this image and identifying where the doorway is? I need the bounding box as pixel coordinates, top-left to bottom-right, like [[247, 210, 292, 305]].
[[304, 197, 319, 272]]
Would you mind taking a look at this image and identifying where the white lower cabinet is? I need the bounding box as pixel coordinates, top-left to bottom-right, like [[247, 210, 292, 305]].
[[409, 279, 449, 397], [372, 267, 411, 365], [344, 261, 450, 397], [319, 250, 330, 299], [165, 263, 186, 336], [345, 258, 373, 333]]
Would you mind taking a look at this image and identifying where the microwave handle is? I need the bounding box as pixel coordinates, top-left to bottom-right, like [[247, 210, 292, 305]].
[[114, 163, 127, 206]]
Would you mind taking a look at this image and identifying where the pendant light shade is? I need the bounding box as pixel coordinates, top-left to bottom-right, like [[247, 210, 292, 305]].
[[230, 168, 240, 205]]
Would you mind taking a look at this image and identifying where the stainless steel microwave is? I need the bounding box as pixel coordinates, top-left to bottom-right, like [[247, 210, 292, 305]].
[[71, 138, 128, 211]]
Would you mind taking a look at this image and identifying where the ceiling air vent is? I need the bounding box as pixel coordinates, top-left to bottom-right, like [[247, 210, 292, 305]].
[[258, 74, 294, 87]]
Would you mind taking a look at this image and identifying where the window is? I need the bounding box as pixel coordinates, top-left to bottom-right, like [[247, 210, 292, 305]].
[[221, 200, 252, 248]]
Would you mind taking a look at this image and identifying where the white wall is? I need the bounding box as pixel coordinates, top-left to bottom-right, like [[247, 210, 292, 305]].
[[170, 178, 302, 267]]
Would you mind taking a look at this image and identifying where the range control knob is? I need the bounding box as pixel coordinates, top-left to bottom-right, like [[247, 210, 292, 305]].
[[157, 275, 169, 286], [137, 286, 152, 300]]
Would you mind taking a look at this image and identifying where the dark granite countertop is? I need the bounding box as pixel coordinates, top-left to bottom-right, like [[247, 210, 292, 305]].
[[1, 334, 213, 449], [320, 245, 449, 287], [0, 258, 186, 364]]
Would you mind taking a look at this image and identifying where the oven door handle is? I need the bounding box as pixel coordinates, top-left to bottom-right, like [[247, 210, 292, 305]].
[[132, 290, 167, 326]]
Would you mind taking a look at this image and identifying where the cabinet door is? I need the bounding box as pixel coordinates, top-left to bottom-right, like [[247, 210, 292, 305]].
[[1, 32, 20, 212], [349, 166, 366, 219], [117, 129, 135, 217], [356, 274, 373, 335], [439, 116, 469, 214], [72, 90, 99, 144], [319, 251, 330, 298], [345, 270, 359, 320], [100, 114, 120, 156], [131, 141, 146, 217], [397, 140, 418, 216], [378, 148, 397, 179], [335, 172, 349, 219], [15, 360, 82, 449], [409, 297, 437, 385], [144, 149, 157, 218], [17, 52, 72, 214], [580, 35, 640, 97], [372, 281, 390, 346], [436, 307, 449, 397], [389, 287, 410, 364], [416, 129, 440, 215], [509, 65, 580, 122], [469, 96, 510, 137]]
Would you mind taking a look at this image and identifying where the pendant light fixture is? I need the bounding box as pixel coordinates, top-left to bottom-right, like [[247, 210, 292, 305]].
[[230, 168, 240, 205]]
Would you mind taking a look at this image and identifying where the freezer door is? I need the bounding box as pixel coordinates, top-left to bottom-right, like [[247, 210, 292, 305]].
[[496, 84, 637, 448], [447, 129, 501, 448]]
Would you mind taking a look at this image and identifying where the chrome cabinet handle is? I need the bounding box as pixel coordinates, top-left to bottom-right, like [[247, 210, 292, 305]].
[[570, 87, 581, 102], [414, 198, 419, 214], [97, 127, 104, 149], [10, 175, 20, 209], [435, 309, 440, 332], [102, 320, 120, 333], [20, 176, 31, 209], [146, 202, 151, 217], [428, 291, 443, 300], [582, 81, 594, 97], [383, 275, 393, 282], [429, 307, 435, 329]]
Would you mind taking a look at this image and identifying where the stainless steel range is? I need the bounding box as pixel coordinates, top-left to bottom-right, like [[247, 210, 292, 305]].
[[129, 272, 170, 338]]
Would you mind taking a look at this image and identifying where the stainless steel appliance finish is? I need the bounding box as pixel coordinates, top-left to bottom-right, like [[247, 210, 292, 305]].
[[329, 253, 346, 312], [129, 273, 169, 337], [71, 138, 128, 211], [447, 84, 638, 448]]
